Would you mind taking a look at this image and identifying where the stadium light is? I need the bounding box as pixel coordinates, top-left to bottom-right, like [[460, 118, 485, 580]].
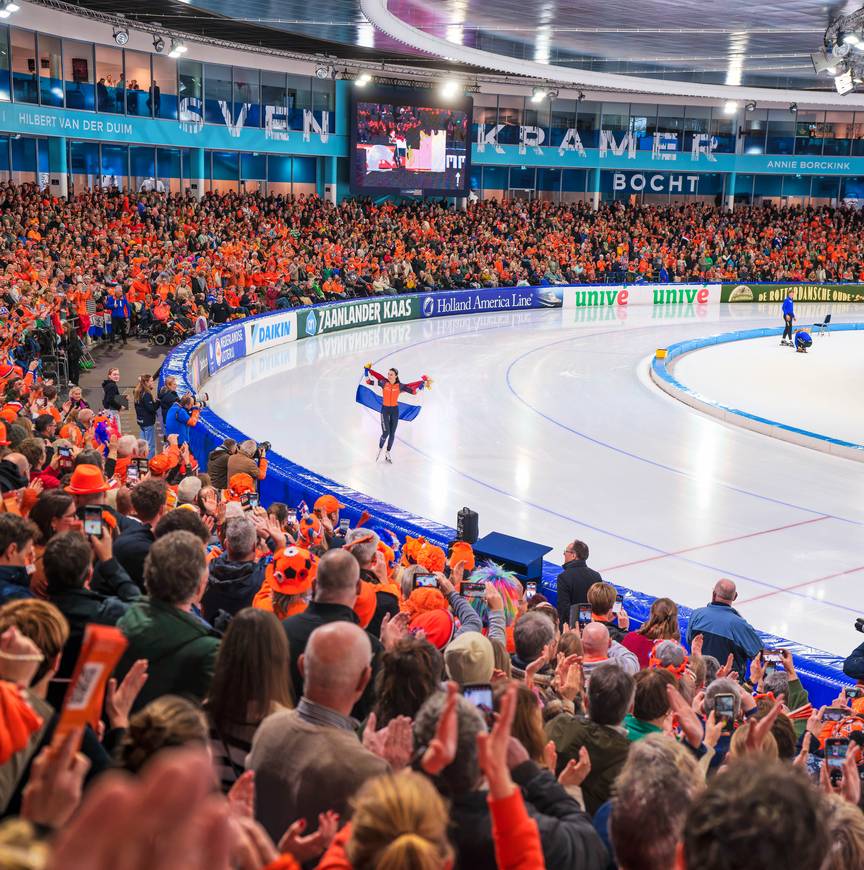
[[723, 101, 738, 114], [355, 73, 371, 87], [745, 101, 757, 111], [168, 40, 188, 58], [0, 1, 19, 17], [844, 32, 861, 46], [531, 87, 548, 103], [789, 102, 798, 113], [440, 79, 460, 98], [152, 35, 165, 53]]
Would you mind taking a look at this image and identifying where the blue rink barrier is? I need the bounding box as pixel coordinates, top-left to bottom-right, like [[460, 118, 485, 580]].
[[162, 295, 854, 708]]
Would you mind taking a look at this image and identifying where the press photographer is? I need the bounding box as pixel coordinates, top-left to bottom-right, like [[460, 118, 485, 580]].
[[226, 438, 269, 486]]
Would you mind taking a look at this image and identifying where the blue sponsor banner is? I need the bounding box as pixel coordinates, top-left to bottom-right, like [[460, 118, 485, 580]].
[[206, 324, 246, 375], [419, 286, 563, 318]]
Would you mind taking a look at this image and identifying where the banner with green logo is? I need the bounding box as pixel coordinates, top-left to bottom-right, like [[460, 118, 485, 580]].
[[721, 283, 864, 303], [297, 296, 419, 338]]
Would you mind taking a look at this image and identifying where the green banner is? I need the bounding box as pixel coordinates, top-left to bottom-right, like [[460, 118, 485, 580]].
[[721, 283, 864, 303], [297, 296, 419, 338]]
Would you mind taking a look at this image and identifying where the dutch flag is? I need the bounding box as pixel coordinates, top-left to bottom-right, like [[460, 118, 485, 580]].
[[356, 365, 425, 421]]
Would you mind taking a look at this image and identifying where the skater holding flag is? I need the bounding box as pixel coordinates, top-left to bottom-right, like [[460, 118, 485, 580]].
[[357, 364, 432, 463]]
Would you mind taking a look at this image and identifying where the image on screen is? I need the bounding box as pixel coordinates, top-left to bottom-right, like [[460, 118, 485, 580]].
[[351, 87, 472, 196]]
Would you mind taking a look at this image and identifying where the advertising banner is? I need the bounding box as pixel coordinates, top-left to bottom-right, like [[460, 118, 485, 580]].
[[207, 324, 247, 375], [721, 283, 864, 303], [562, 283, 717, 309], [419, 286, 563, 318], [297, 297, 418, 338], [188, 343, 210, 391], [246, 311, 298, 355]]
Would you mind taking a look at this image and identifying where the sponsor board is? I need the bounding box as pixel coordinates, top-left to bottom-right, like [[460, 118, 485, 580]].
[[297, 297, 418, 338], [207, 324, 246, 374], [721, 283, 864, 303], [419, 287, 562, 318], [562, 283, 718, 308], [246, 311, 298, 355]]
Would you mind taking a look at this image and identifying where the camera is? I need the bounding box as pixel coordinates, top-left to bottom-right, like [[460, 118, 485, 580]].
[[194, 391, 209, 409], [257, 440, 271, 456], [855, 618, 864, 634]]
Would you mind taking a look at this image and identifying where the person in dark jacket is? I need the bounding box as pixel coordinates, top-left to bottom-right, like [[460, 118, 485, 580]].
[[208, 290, 232, 324], [113, 479, 168, 590], [556, 540, 602, 630], [281, 549, 380, 721], [157, 376, 179, 427], [115, 530, 220, 713], [202, 515, 269, 624], [343, 527, 399, 638], [101, 367, 127, 413], [105, 287, 130, 345], [133, 374, 160, 458], [0, 514, 38, 605], [206, 438, 238, 491], [686, 579, 762, 677], [44, 530, 138, 706], [546, 662, 635, 817], [0, 446, 29, 494], [414, 690, 608, 869]]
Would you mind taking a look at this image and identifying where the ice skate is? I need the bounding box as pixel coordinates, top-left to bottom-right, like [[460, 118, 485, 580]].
[[376, 447, 383, 461], [385, 451, 393, 464]]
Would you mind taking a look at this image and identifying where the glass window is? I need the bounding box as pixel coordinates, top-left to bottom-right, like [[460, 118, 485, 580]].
[[509, 166, 535, 189], [733, 173, 754, 203], [840, 176, 864, 203], [204, 63, 231, 124], [549, 98, 575, 147], [285, 73, 308, 127], [11, 136, 37, 184], [124, 50, 151, 117], [681, 105, 710, 150], [292, 156, 316, 196], [629, 103, 657, 150], [823, 110, 852, 155], [129, 145, 155, 192], [764, 108, 794, 155], [537, 167, 562, 201], [152, 54, 177, 120], [742, 108, 767, 155], [811, 175, 839, 204], [753, 175, 783, 197], [177, 58, 201, 126], [473, 95, 497, 127], [497, 95, 523, 144], [211, 150, 238, 193], [11, 28, 37, 104], [600, 102, 629, 134], [261, 69, 286, 111], [312, 76, 333, 114], [709, 109, 736, 153], [576, 101, 600, 148], [0, 136, 9, 177], [156, 147, 183, 193], [795, 110, 824, 155], [37, 34, 62, 107], [95, 45, 123, 113], [0, 27, 10, 103], [267, 153, 291, 194], [241, 152, 266, 192], [233, 67, 259, 127], [781, 175, 810, 199], [69, 139, 99, 189], [100, 143, 127, 189], [62, 39, 93, 111]]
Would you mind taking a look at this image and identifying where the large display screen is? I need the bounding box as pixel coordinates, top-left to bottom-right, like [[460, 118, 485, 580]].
[[350, 85, 472, 197]]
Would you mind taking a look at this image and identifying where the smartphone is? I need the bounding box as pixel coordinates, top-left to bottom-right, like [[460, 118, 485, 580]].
[[825, 737, 849, 782], [134, 457, 149, 475], [58, 445, 72, 458], [578, 604, 593, 628], [126, 463, 139, 483], [462, 683, 495, 725], [847, 686, 864, 700], [338, 519, 350, 535], [461, 581, 486, 599], [414, 572, 437, 589], [241, 492, 259, 511], [286, 508, 297, 524], [822, 707, 848, 722], [82, 505, 103, 538], [714, 693, 736, 727], [525, 581, 537, 598], [612, 593, 623, 615]]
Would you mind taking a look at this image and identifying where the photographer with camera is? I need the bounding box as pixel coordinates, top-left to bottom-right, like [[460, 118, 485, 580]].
[[842, 619, 864, 690], [226, 438, 268, 486], [164, 393, 201, 449]]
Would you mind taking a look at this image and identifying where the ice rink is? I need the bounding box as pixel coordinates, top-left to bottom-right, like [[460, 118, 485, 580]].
[[206, 302, 864, 658]]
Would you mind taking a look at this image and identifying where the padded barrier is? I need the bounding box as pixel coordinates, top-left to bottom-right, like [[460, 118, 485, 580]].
[[161, 297, 855, 708]]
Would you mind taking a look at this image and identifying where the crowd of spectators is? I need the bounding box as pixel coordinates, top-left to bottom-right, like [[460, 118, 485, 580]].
[[1, 384, 864, 869]]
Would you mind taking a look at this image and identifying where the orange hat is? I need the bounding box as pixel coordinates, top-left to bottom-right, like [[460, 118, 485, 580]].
[[297, 514, 323, 549], [228, 473, 255, 499], [65, 465, 113, 495], [401, 535, 425, 566], [0, 421, 8, 447], [353, 581, 377, 629], [267, 546, 317, 595], [0, 405, 19, 425], [149, 454, 174, 476], [449, 541, 475, 572], [314, 494, 345, 514], [404, 586, 449, 619], [417, 542, 446, 574], [409, 610, 454, 650]]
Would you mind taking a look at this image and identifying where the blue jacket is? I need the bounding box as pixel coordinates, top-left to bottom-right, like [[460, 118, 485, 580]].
[[105, 294, 130, 319], [687, 601, 762, 676], [782, 295, 795, 318], [0, 565, 33, 606], [165, 403, 191, 445]]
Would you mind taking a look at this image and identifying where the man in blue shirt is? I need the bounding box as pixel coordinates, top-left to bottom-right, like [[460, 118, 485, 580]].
[[164, 394, 199, 447], [795, 329, 812, 353], [781, 289, 795, 347], [105, 287, 130, 346]]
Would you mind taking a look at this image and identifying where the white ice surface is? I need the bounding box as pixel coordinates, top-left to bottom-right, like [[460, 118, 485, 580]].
[[206, 302, 864, 657], [673, 329, 864, 447]]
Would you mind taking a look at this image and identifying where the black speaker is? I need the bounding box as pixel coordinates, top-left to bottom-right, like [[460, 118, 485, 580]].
[[456, 507, 478, 544]]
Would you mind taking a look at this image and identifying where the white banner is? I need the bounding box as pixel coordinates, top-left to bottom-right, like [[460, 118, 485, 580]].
[[245, 311, 298, 355], [562, 283, 720, 309]]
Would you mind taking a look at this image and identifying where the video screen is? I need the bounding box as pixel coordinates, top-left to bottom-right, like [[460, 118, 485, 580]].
[[351, 86, 472, 197]]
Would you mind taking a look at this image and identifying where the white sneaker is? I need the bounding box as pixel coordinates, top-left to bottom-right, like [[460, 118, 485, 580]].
[[385, 452, 392, 464]]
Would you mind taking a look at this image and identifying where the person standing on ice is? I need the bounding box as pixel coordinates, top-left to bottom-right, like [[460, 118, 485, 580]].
[[360, 365, 431, 464], [781, 289, 796, 346]]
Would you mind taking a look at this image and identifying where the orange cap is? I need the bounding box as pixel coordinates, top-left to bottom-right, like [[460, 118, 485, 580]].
[[0, 421, 8, 447], [228, 473, 255, 498], [65, 464, 112, 495], [267, 546, 317, 595], [314, 494, 345, 514], [449, 541, 476, 572], [149, 454, 174, 476]]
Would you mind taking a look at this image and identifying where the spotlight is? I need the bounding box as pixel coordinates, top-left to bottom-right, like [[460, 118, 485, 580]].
[[315, 64, 334, 80], [113, 27, 129, 46], [577, 91, 586, 101], [812, 48, 837, 74], [836, 70, 855, 94], [745, 101, 756, 111], [152, 35, 165, 53], [0, 0, 19, 16], [723, 100, 738, 114], [440, 79, 460, 98], [168, 40, 188, 58], [833, 41, 851, 59], [355, 73, 371, 87], [531, 87, 549, 103], [844, 32, 861, 46], [789, 102, 798, 113]]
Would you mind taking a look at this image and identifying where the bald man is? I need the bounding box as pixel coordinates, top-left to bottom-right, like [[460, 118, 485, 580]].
[[582, 622, 639, 678], [249, 622, 389, 842], [687, 579, 762, 677], [0, 452, 29, 493]]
